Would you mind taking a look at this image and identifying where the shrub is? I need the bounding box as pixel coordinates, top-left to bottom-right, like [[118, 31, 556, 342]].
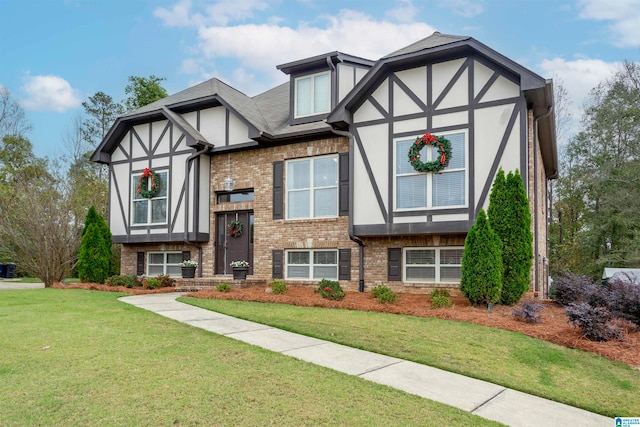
[[270, 280, 287, 295], [488, 169, 533, 305], [77, 206, 112, 284], [143, 277, 161, 289], [608, 280, 640, 327], [316, 279, 345, 301], [461, 209, 503, 306], [565, 302, 625, 342], [512, 299, 544, 323], [216, 283, 231, 292], [550, 272, 603, 307], [430, 288, 452, 308], [106, 275, 141, 288], [371, 284, 397, 303], [157, 274, 175, 288]]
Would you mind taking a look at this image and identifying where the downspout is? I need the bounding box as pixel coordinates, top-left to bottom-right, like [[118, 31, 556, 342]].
[[184, 144, 211, 277], [533, 106, 553, 295], [331, 127, 365, 292]]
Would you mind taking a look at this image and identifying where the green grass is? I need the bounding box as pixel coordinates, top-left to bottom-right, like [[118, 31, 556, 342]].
[[0, 289, 501, 426], [180, 297, 640, 417]]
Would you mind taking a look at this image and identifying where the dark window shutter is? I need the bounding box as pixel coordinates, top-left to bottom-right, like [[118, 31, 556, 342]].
[[273, 161, 284, 220], [136, 252, 145, 276], [387, 248, 402, 281], [339, 152, 349, 216], [182, 251, 191, 262], [338, 248, 351, 280], [272, 249, 284, 279]]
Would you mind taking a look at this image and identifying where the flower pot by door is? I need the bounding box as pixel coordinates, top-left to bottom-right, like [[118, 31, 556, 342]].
[[181, 266, 196, 279], [232, 267, 248, 280]]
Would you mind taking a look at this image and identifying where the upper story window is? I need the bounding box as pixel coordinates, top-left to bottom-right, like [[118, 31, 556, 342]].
[[132, 170, 168, 225], [286, 154, 338, 219], [395, 132, 467, 210], [295, 71, 330, 118]]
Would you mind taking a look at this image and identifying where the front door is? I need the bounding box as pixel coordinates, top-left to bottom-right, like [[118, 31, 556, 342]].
[[215, 211, 253, 275]]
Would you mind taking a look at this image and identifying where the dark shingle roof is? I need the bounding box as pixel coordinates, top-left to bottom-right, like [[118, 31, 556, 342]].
[[382, 32, 469, 59]]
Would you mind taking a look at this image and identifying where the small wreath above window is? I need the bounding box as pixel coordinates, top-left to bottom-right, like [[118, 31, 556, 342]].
[[137, 168, 160, 199], [228, 220, 244, 238], [407, 133, 452, 173]]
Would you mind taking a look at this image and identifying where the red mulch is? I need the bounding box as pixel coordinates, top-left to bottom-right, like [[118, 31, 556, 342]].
[[53, 282, 640, 368]]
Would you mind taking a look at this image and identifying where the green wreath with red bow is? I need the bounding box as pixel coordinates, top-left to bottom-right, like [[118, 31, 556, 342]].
[[407, 133, 452, 173], [228, 220, 244, 238], [137, 168, 160, 199]]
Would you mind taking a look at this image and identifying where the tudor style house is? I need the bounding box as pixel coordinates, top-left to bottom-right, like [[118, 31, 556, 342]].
[[91, 32, 557, 296]]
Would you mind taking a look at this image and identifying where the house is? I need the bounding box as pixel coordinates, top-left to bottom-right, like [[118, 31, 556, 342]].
[[602, 268, 640, 286], [91, 32, 557, 295]]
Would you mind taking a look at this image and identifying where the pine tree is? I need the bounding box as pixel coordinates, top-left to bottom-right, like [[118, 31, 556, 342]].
[[488, 169, 533, 305], [460, 209, 503, 306], [77, 206, 112, 283]]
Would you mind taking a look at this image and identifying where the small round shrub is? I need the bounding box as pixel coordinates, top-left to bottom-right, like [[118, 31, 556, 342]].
[[512, 299, 544, 323], [565, 302, 625, 342], [216, 283, 231, 292], [430, 288, 453, 308], [106, 275, 141, 288], [143, 277, 161, 289], [316, 279, 345, 301], [270, 280, 287, 294], [371, 284, 397, 303], [157, 274, 176, 288]]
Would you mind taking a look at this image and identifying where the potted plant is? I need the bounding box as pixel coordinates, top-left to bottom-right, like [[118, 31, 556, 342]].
[[230, 260, 249, 280], [180, 260, 197, 279]]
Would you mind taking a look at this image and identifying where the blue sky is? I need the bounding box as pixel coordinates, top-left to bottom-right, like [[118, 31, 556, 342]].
[[1, 0, 639, 159]]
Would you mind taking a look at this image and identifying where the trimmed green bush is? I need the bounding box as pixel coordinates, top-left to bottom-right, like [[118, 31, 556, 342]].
[[316, 279, 345, 301], [461, 209, 503, 306], [106, 275, 141, 288], [143, 277, 161, 289], [371, 283, 397, 303], [270, 280, 287, 295], [488, 169, 533, 305], [430, 288, 453, 308], [216, 283, 231, 292]]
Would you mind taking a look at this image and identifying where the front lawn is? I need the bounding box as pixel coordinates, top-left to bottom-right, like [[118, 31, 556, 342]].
[[181, 297, 639, 417], [0, 289, 499, 426]]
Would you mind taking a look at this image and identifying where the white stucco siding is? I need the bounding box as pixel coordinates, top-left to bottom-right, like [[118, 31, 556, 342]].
[[432, 58, 466, 103], [338, 64, 356, 102], [437, 68, 468, 110], [394, 215, 427, 224], [354, 99, 385, 123], [371, 78, 389, 113], [353, 123, 388, 226], [393, 80, 423, 116], [480, 75, 520, 103], [395, 67, 426, 104], [131, 124, 149, 158], [152, 156, 170, 168], [172, 124, 188, 151], [151, 120, 170, 154], [112, 135, 129, 162], [355, 67, 368, 82], [182, 111, 198, 130], [432, 111, 468, 129], [432, 214, 468, 222], [109, 163, 129, 235], [198, 155, 210, 233], [393, 117, 427, 134], [473, 61, 494, 98], [199, 107, 226, 146], [228, 112, 249, 145]]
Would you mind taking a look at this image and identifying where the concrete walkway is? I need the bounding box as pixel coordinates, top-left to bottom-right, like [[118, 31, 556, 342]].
[[119, 292, 610, 427], [0, 280, 44, 290]]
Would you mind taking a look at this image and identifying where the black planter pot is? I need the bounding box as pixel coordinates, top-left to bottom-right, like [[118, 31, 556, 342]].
[[232, 267, 248, 280], [181, 266, 196, 279]]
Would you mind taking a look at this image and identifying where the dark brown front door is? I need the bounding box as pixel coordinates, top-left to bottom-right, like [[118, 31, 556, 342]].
[[215, 211, 253, 275]]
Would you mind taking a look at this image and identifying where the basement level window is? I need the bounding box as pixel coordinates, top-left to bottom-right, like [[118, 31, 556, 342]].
[[217, 190, 254, 204]]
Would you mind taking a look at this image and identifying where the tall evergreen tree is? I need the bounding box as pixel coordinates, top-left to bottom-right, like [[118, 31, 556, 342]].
[[488, 169, 533, 305], [461, 209, 503, 306], [77, 206, 112, 283]]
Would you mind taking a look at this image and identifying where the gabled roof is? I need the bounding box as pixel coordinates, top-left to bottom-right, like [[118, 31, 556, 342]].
[[382, 32, 469, 59]]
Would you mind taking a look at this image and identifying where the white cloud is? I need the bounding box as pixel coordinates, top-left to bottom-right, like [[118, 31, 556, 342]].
[[21, 75, 81, 112], [154, 0, 269, 27], [439, 0, 484, 18], [386, 0, 420, 23], [153, 0, 197, 27], [578, 0, 640, 47]]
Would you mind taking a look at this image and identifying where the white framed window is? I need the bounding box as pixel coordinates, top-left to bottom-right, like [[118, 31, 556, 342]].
[[395, 132, 467, 210], [404, 247, 463, 283], [295, 71, 331, 118], [286, 249, 338, 280], [286, 155, 338, 219], [147, 252, 182, 276], [132, 170, 168, 225]]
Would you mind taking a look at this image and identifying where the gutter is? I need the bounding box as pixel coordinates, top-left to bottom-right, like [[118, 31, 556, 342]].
[[183, 144, 212, 277], [330, 127, 365, 293], [533, 105, 554, 296]]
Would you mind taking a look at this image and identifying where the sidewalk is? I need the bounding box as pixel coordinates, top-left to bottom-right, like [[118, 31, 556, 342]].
[[119, 292, 611, 427]]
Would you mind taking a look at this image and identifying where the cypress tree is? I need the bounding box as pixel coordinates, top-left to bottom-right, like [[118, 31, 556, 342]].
[[488, 169, 533, 305], [77, 207, 112, 283], [460, 209, 503, 306]]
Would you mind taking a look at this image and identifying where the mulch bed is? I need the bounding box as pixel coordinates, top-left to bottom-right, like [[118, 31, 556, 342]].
[[53, 282, 640, 368]]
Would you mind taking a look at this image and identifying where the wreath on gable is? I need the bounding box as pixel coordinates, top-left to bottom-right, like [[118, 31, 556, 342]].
[[228, 220, 244, 238], [407, 133, 452, 173], [137, 168, 160, 199]]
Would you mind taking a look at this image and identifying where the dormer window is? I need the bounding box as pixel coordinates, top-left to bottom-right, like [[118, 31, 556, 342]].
[[295, 71, 330, 118]]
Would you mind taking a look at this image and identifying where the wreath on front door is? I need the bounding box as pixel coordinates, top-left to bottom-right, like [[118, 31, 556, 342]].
[[228, 220, 244, 238], [407, 133, 452, 173], [137, 168, 160, 199]]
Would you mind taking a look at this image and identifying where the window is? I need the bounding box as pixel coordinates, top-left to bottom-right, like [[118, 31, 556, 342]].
[[404, 247, 463, 283], [132, 170, 168, 225], [286, 155, 338, 219], [147, 252, 182, 276], [295, 71, 330, 118], [217, 190, 254, 204], [395, 132, 466, 210], [286, 249, 338, 280]]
